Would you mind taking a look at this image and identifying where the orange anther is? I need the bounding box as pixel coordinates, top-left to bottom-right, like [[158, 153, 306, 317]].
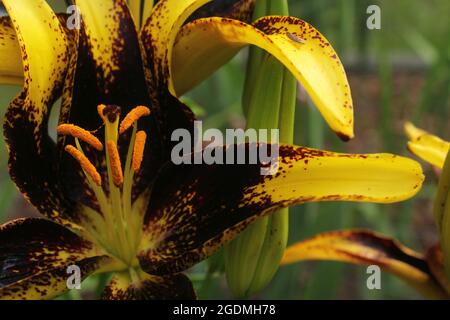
[[119, 106, 151, 134], [132, 131, 147, 172], [57, 124, 103, 151], [65, 145, 102, 186]]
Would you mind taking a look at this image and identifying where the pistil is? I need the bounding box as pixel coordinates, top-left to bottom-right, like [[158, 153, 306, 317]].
[[102, 106, 134, 264]]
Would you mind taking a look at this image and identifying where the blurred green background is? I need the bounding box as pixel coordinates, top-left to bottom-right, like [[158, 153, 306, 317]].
[[0, 0, 449, 299]]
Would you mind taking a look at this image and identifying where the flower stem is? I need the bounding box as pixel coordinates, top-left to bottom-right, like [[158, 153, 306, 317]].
[[435, 150, 450, 279], [225, 0, 296, 297]]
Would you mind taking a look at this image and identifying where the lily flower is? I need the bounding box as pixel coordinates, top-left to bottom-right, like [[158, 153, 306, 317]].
[[282, 124, 450, 299], [0, 0, 424, 300]]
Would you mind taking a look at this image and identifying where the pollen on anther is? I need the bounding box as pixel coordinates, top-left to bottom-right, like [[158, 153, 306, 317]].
[[107, 141, 124, 186], [65, 145, 102, 186], [119, 106, 151, 134], [132, 131, 147, 172], [57, 124, 103, 151]]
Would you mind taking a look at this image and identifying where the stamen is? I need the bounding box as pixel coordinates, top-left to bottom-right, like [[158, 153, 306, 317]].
[[119, 106, 151, 134], [106, 140, 124, 186], [132, 131, 147, 172], [65, 145, 102, 186], [57, 124, 103, 151]]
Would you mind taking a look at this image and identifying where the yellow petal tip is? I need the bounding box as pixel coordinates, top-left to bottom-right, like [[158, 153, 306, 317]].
[[404, 122, 426, 141]]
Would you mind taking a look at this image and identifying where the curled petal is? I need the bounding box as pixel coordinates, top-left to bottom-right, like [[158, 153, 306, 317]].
[[141, 0, 211, 91], [2, 0, 76, 226], [172, 17, 354, 139], [142, 0, 255, 90], [282, 230, 449, 299]]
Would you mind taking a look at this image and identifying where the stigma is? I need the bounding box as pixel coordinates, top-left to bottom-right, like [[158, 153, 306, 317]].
[[57, 105, 151, 266]]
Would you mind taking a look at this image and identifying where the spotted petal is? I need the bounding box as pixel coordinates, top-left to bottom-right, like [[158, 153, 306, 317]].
[[59, 0, 193, 207], [138, 144, 423, 275], [144, 1, 354, 140], [141, 0, 254, 92], [141, 0, 211, 91], [281, 230, 449, 299], [172, 16, 353, 139], [101, 270, 195, 300], [2, 0, 76, 226], [140, 0, 254, 92], [0, 218, 114, 300], [69, 0, 194, 153], [0, 14, 77, 86], [65, 0, 152, 130], [0, 17, 22, 85]]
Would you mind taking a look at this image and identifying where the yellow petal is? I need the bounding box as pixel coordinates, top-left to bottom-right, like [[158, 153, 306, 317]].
[[74, 0, 146, 90], [282, 230, 449, 299], [0, 17, 22, 85], [2, 0, 67, 124], [141, 0, 211, 91], [142, 0, 155, 26], [138, 144, 424, 276], [404, 122, 428, 140], [129, 0, 156, 29], [75, 0, 124, 71], [142, 0, 254, 94], [2, 0, 76, 226], [68, 0, 151, 127], [128, 0, 143, 28], [250, 146, 424, 205], [404, 123, 449, 169], [172, 16, 354, 139]]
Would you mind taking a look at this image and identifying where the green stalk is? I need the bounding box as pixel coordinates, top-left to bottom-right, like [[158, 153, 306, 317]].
[[434, 151, 450, 226], [434, 150, 450, 279], [242, 0, 267, 115], [246, 55, 283, 129], [442, 189, 450, 280], [248, 67, 296, 293], [278, 68, 297, 143], [225, 0, 296, 297], [225, 54, 284, 297]]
